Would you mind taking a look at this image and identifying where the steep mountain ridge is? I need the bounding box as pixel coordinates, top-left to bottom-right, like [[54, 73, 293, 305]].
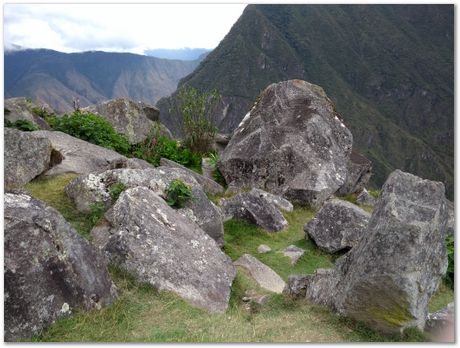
[[5, 49, 203, 113], [157, 4, 453, 198]]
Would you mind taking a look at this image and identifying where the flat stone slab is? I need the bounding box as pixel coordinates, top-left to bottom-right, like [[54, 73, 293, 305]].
[[282, 245, 305, 265], [257, 244, 272, 253]]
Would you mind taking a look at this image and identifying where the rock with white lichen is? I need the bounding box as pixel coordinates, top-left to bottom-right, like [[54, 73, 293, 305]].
[[4, 191, 117, 342], [91, 186, 235, 312]]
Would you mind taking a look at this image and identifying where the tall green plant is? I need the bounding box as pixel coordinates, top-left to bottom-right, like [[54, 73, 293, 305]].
[[177, 86, 220, 154]]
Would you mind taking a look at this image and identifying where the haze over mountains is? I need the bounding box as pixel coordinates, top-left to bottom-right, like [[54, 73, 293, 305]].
[[144, 48, 211, 60], [157, 4, 454, 198], [5, 49, 204, 113]]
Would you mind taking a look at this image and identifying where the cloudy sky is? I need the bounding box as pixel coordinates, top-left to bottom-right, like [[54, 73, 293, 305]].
[[4, 3, 247, 54]]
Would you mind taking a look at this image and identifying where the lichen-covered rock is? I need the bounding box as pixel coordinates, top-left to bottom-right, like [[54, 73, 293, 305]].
[[356, 188, 377, 207], [5, 128, 55, 187], [234, 254, 285, 293], [160, 158, 224, 196], [219, 190, 288, 232], [298, 170, 449, 334], [84, 98, 161, 144], [66, 167, 224, 246], [4, 192, 117, 342], [30, 131, 128, 176], [5, 97, 52, 130], [250, 188, 293, 212], [336, 150, 372, 196], [304, 199, 371, 253], [91, 187, 235, 312], [283, 275, 310, 298], [282, 245, 305, 264], [218, 80, 353, 208]]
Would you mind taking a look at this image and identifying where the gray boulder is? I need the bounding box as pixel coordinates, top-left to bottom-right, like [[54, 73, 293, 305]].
[[4, 192, 117, 342], [356, 188, 377, 207], [234, 254, 286, 293], [65, 167, 224, 246], [5, 128, 57, 187], [257, 244, 272, 254], [298, 170, 449, 334], [336, 150, 372, 196], [425, 302, 454, 342], [5, 97, 51, 130], [91, 186, 235, 312], [282, 245, 305, 265], [30, 131, 128, 176], [446, 200, 454, 237], [213, 133, 231, 154], [304, 199, 371, 253], [84, 98, 161, 144], [160, 158, 224, 196], [250, 188, 293, 212], [218, 79, 353, 208], [219, 191, 288, 232], [284, 275, 310, 298]]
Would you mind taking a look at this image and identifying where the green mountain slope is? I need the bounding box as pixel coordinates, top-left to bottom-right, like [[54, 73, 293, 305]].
[[5, 49, 203, 113], [157, 4, 453, 198]]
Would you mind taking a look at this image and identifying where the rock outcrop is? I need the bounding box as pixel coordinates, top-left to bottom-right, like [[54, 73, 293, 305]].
[[220, 190, 288, 232], [4, 192, 117, 341], [218, 80, 353, 208], [30, 131, 128, 176], [66, 167, 224, 246], [5, 97, 52, 130], [304, 199, 371, 253], [91, 187, 235, 312], [234, 254, 286, 293], [292, 170, 448, 334], [5, 128, 56, 187], [84, 98, 161, 144], [336, 150, 372, 196]]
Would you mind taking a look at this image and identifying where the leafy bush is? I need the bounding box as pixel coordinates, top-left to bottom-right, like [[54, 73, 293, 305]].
[[89, 202, 106, 225], [446, 235, 454, 288], [109, 182, 127, 201], [47, 111, 130, 155], [5, 119, 39, 131], [165, 179, 192, 208], [176, 87, 220, 154]]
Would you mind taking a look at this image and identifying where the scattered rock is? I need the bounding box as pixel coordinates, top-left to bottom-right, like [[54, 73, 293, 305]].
[[218, 79, 353, 208], [304, 199, 371, 253], [160, 158, 224, 196], [298, 170, 449, 334], [425, 302, 454, 342], [336, 150, 372, 196], [250, 188, 293, 212], [356, 188, 377, 207], [91, 187, 235, 312], [30, 131, 128, 176], [84, 98, 161, 144], [5, 97, 52, 130], [220, 191, 288, 232], [4, 192, 117, 341], [282, 245, 305, 265], [5, 128, 55, 187], [234, 254, 286, 293], [257, 244, 272, 253]]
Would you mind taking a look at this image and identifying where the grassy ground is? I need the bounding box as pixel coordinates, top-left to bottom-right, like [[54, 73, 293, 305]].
[[22, 175, 452, 342]]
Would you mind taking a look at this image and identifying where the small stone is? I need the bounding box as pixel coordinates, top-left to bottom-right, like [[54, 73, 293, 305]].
[[242, 296, 250, 302], [282, 245, 305, 265], [257, 244, 272, 253]]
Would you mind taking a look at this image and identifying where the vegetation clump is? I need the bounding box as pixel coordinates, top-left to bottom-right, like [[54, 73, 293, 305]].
[[165, 179, 192, 208], [109, 182, 127, 202], [208, 152, 226, 187], [5, 119, 40, 132], [446, 235, 454, 288]]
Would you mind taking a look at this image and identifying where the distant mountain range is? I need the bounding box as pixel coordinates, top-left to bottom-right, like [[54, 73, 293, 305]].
[[5, 49, 205, 113], [144, 48, 211, 61], [157, 4, 454, 198]]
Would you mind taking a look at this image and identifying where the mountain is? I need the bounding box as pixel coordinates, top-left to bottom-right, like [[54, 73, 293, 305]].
[[157, 4, 454, 198], [144, 48, 211, 61], [5, 49, 204, 113]]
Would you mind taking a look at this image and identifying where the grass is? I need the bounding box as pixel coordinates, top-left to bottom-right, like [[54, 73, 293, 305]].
[[21, 177, 450, 342]]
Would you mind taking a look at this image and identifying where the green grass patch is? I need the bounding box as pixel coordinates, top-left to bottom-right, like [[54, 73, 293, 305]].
[[428, 281, 454, 313]]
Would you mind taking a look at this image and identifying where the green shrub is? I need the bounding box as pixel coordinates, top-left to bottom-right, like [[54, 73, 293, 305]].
[[31, 106, 53, 119], [165, 179, 192, 208], [47, 111, 130, 155], [89, 202, 106, 225], [109, 182, 127, 201], [446, 235, 454, 288], [5, 119, 39, 131], [369, 190, 381, 199]]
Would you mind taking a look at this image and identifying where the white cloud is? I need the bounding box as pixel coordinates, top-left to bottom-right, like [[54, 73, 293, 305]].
[[4, 3, 247, 54]]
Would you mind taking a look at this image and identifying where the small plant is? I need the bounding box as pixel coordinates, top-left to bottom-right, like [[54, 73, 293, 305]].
[[109, 182, 127, 202], [5, 119, 39, 131], [208, 152, 226, 187], [89, 202, 106, 225], [446, 235, 454, 288], [165, 179, 192, 208], [369, 190, 381, 199]]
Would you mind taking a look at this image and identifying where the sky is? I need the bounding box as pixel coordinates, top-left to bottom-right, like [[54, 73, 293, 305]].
[[3, 3, 247, 54]]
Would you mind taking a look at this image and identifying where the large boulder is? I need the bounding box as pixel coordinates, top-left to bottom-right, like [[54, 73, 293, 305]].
[[336, 149, 372, 196], [4, 191, 117, 341], [304, 199, 371, 253], [84, 98, 162, 144], [30, 131, 128, 176], [250, 188, 293, 212], [5, 97, 52, 130], [218, 80, 353, 208], [5, 128, 57, 187], [296, 170, 448, 334], [219, 190, 288, 232], [160, 158, 224, 196], [91, 187, 235, 312], [65, 167, 224, 246]]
